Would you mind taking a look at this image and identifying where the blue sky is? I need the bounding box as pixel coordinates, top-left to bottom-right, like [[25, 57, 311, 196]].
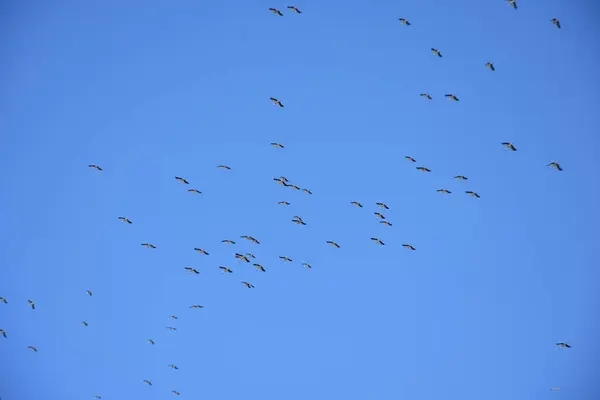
[[1, 0, 599, 399]]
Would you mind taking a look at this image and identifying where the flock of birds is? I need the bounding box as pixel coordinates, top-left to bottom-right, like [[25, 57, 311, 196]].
[[1, 3, 575, 398]]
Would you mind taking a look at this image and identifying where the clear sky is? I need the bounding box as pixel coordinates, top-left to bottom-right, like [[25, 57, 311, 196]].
[[1, 0, 599, 399]]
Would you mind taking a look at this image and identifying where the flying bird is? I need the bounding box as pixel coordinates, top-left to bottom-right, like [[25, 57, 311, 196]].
[[420, 93, 432, 100], [279, 176, 290, 182], [351, 201, 363, 208], [81, 321, 89, 327], [431, 48, 442, 57], [302, 188, 312, 194], [326, 241, 340, 248], [551, 18, 561, 29], [269, 7, 283, 16], [168, 364, 179, 370], [169, 315, 178, 320], [172, 391, 181, 396], [254, 263, 266, 272], [188, 189, 202, 194], [380, 221, 392, 226], [242, 281, 255, 288], [416, 166, 431, 172], [278, 201, 291, 205], [502, 142, 517, 151], [0, 297, 6, 304], [556, 342, 571, 348], [190, 305, 204, 309], [217, 165, 231, 170], [454, 175, 468, 180], [85, 290, 93, 296], [270, 97, 284, 107], [246, 253, 256, 259], [28, 300, 35, 310], [93, 396, 102, 399], [371, 238, 385, 245], [445, 94, 459, 102], [118, 217, 132, 224], [274, 178, 287, 186], [405, 156, 417, 162], [507, 0, 517, 9], [219, 266, 233, 274], [402, 244, 416, 251], [175, 176, 189, 184], [279, 256, 293, 262], [241, 235, 260, 244], [28, 346, 38, 352], [143, 380, 152, 386], [0, 329, 6, 338], [466, 191, 481, 198], [141, 243, 157, 249], [374, 212, 386, 220], [437, 189, 452, 194], [547, 161, 563, 171], [166, 327, 178, 331], [194, 248, 209, 255], [292, 218, 307, 225], [271, 143, 285, 148], [147, 339, 155, 345], [302, 263, 312, 269], [222, 239, 236, 244], [484, 62, 495, 71], [376, 202, 389, 209], [184, 267, 200, 274], [290, 184, 301, 191], [235, 253, 250, 263], [399, 18, 411, 25], [88, 164, 103, 171], [287, 6, 302, 13]]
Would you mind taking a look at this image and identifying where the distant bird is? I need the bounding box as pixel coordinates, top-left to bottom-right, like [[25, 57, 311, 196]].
[[166, 327, 178, 331], [0, 329, 6, 338], [220, 266, 233, 273], [175, 176, 189, 184], [184, 267, 200, 274], [374, 212, 386, 220], [290, 184, 301, 191], [465, 191, 481, 198], [222, 239, 236, 244], [326, 241, 340, 248], [551, 18, 561, 29], [507, 0, 517, 9], [81, 321, 89, 327], [280, 176, 290, 182], [246, 253, 256, 259], [235, 253, 250, 263], [269, 7, 283, 16], [376, 202, 390, 210], [431, 48, 442, 57], [278, 201, 291, 206], [28, 346, 38, 352], [254, 263, 266, 272], [502, 142, 517, 151], [270, 97, 284, 107], [242, 281, 255, 288], [241, 235, 260, 244], [118, 217, 132, 224], [550, 388, 560, 391], [547, 161, 563, 171], [454, 175, 468, 180], [292, 218, 307, 226], [420, 93, 432, 100], [274, 178, 287, 186], [188, 189, 202, 194], [217, 165, 231, 170], [484, 62, 495, 71], [168, 364, 179, 370], [88, 164, 103, 171], [380, 221, 392, 226], [142, 380, 152, 386], [271, 143, 285, 148], [437, 189, 451, 194], [371, 238, 385, 245], [141, 243, 157, 249], [279, 256, 293, 262], [405, 156, 417, 162], [302, 188, 312, 194], [445, 94, 459, 102], [287, 5, 302, 13], [85, 290, 93, 296], [351, 201, 363, 208], [169, 315, 178, 320], [556, 342, 571, 348], [28, 300, 35, 310], [172, 391, 181, 396], [402, 244, 416, 251], [0, 297, 6, 304], [399, 18, 411, 25], [190, 305, 203, 309], [416, 166, 431, 172], [194, 248, 209, 255], [93, 396, 102, 399], [302, 263, 312, 269], [147, 339, 155, 345]]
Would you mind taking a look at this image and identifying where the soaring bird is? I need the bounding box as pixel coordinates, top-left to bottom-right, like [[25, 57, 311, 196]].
[[235, 253, 250, 263], [147, 339, 155, 345], [302, 188, 313, 194], [194, 248, 209, 255], [502, 142, 517, 151], [287, 5, 302, 13], [28, 346, 38, 352], [380, 221, 392, 226], [118, 217, 132, 224], [279, 256, 293, 262], [0, 297, 7, 304], [292, 218, 307, 225], [184, 267, 200, 274], [270, 97, 284, 107], [175, 176, 189, 184], [290, 184, 301, 191], [484, 62, 495, 71], [169, 315, 178, 320], [351, 201, 363, 208], [279, 176, 290, 182], [172, 391, 181, 396], [274, 178, 287, 186], [454, 175, 468, 180], [556, 342, 571, 348], [141, 243, 157, 249], [88, 164, 103, 171], [302, 263, 312, 269], [278, 201, 291, 206], [242, 281, 255, 288], [254, 263, 266, 272], [445, 94, 459, 102], [143, 380, 152, 386], [431, 48, 442, 57], [551, 18, 561, 29], [271, 143, 285, 148], [269, 7, 283, 16], [28, 300, 35, 310], [246, 253, 256, 259], [217, 165, 231, 170], [0, 329, 6, 338], [437, 189, 452, 194], [547, 161, 563, 171], [326, 241, 340, 248], [466, 191, 481, 198], [222, 239, 236, 244], [168, 364, 179, 370], [81, 321, 89, 327], [405, 156, 417, 162], [376, 202, 390, 209], [420, 93, 432, 100], [399, 18, 411, 25], [85, 290, 92, 296], [166, 327, 178, 331], [241, 235, 260, 244], [402, 244, 416, 251], [416, 166, 431, 172], [371, 238, 385, 245], [218, 266, 232, 274], [507, 0, 517, 9], [188, 189, 202, 194], [93, 396, 103, 399], [374, 212, 386, 220]]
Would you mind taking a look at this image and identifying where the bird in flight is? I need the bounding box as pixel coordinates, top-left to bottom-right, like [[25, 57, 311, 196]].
[[287, 6, 302, 13], [254, 263, 266, 272], [431, 48, 442, 57], [351, 201, 363, 208], [218, 266, 232, 274], [547, 161, 563, 171], [190, 305, 204, 309], [278, 201, 291, 206], [437, 189, 452, 194], [376, 202, 390, 210], [85, 290, 93, 296], [81, 321, 89, 327], [302, 263, 312, 269], [507, 0, 517, 9], [241, 235, 260, 244], [141, 243, 157, 249], [290, 184, 301, 191], [292, 218, 307, 226], [416, 166, 431, 172], [28, 346, 38, 352], [235, 253, 251, 263], [184, 267, 200, 274], [88, 164, 103, 171], [279, 256, 293, 262], [93, 396, 102, 399], [168, 364, 179, 370], [270, 97, 284, 107], [217, 165, 231, 170], [0, 329, 6, 338], [484, 62, 495, 71], [222, 239, 236, 244], [242, 281, 255, 288], [398, 18, 411, 25], [169, 315, 178, 320], [326, 241, 340, 248], [118, 217, 132, 224], [454, 175, 468, 180], [405, 156, 417, 162], [502, 142, 517, 151], [0, 297, 6, 304], [175, 176, 189, 184], [172, 391, 181, 396], [148, 339, 155, 345], [551, 18, 561, 29], [246, 253, 256, 259], [466, 191, 481, 198], [188, 189, 202, 194], [556, 342, 571, 348], [166, 327, 178, 331], [269, 7, 283, 16], [380, 221, 392, 226], [194, 248, 209, 255], [28, 300, 35, 310], [371, 238, 385, 246], [420, 94, 432, 100], [143, 380, 152, 386], [374, 212, 386, 220], [302, 188, 312, 194], [445, 94, 459, 102], [271, 143, 285, 148], [402, 244, 416, 251]]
